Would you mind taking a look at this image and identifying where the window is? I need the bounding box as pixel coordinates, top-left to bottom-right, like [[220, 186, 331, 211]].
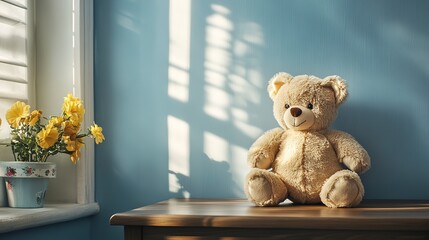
[[34, 0, 96, 205], [0, 0, 33, 146], [0, 0, 97, 233]]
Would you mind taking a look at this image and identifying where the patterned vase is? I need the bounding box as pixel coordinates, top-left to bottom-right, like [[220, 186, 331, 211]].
[[0, 177, 7, 206], [0, 162, 56, 208]]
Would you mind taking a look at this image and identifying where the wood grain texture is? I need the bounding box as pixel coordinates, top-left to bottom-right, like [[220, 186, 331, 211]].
[[110, 199, 429, 231]]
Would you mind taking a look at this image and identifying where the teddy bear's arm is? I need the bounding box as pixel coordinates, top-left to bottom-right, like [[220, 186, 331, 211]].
[[248, 128, 284, 169], [324, 130, 371, 174]]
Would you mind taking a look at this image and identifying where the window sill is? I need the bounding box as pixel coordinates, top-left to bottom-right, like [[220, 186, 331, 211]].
[[0, 202, 99, 233]]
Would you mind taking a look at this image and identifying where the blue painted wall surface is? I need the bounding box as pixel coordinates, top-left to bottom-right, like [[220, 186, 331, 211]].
[[0, 217, 91, 240], [3, 1, 428, 240], [93, 0, 429, 239]]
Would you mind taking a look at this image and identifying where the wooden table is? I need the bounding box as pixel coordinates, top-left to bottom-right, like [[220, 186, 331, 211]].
[[110, 199, 429, 240]]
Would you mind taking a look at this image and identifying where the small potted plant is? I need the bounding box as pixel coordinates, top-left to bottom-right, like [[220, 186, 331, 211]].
[[0, 94, 104, 208]]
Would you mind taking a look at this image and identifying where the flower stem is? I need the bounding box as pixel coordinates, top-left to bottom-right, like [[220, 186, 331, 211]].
[[11, 144, 17, 161]]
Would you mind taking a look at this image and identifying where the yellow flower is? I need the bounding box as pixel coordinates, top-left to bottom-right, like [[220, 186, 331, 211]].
[[6, 101, 30, 128], [49, 116, 64, 127], [90, 123, 105, 144], [63, 93, 79, 103], [62, 120, 80, 136], [62, 94, 85, 126], [62, 135, 84, 163], [70, 149, 81, 164], [27, 110, 42, 126], [37, 124, 59, 149], [64, 137, 84, 164], [63, 136, 73, 151]]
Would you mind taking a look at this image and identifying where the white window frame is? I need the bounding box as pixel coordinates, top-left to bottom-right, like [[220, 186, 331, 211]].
[[0, 0, 98, 233], [76, 0, 95, 205]]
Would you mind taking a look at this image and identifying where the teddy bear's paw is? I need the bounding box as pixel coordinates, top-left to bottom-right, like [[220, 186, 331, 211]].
[[245, 169, 287, 207], [343, 156, 370, 174], [320, 170, 364, 208], [248, 148, 273, 169]]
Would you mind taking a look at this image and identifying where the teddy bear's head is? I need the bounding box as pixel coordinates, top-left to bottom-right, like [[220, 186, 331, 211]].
[[267, 72, 347, 131]]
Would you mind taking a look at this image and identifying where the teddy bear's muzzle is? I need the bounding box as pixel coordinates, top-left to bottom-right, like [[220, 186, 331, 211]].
[[284, 106, 315, 130]]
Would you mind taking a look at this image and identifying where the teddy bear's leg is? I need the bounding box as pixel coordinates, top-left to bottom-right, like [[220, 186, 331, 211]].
[[320, 170, 364, 208], [245, 168, 287, 207]]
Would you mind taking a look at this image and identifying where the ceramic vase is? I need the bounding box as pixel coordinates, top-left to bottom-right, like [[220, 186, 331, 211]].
[[0, 177, 7, 206], [0, 162, 56, 208]]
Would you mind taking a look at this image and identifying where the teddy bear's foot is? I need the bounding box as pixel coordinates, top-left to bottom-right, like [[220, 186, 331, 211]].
[[320, 170, 364, 208], [245, 169, 287, 207]]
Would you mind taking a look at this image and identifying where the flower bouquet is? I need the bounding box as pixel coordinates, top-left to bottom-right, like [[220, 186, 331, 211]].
[[0, 94, 104, 208]]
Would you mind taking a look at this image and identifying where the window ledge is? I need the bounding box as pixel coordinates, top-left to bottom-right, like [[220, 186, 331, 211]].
[[0, 202, 99, 233]]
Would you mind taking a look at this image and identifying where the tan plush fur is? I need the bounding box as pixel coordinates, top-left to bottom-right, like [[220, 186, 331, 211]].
[[245, 72, 370, 208]]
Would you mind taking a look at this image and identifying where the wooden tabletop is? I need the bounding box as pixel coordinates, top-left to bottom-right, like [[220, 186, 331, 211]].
[[109, 199, 429, 231]]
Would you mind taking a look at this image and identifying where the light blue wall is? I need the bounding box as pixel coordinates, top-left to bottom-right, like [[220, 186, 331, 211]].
[[0, 0, 429, 240], [4, 1, 427, 240], [92, 0, 429, 239], [93, 0, 429, 239], [0, 217, 91, 240]]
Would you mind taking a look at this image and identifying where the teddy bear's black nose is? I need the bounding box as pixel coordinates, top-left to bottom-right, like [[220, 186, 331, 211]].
[[290, 107, 302, 117]]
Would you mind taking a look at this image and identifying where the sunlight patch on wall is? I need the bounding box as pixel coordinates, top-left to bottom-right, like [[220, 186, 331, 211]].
[[204, 131, 228, 162], [206, 25, 232, 49], [210, 4, 231, 18], [233, 40, 247, 57], [228, 73, 260, 105], [199, 3, 269, 198], [204, 47, 231, 73], [231, 107, 262, 138], [228, 73, 262, 138], [240, 22, 264, 46], [234, 121, 263, 139], [205, 70, 226, 88], [203, 4, 233, 121], [168, 115, 190, 197], [169, 0, 191, 69], [168, 66, 189, 102], [203, 3, 265, 135], [168, 0, 191, 103], [204, 85, 230, 121], [247, 69, 263, 88]]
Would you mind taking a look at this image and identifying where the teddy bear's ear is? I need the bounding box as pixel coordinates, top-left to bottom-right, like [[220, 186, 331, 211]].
[[267, 72, 293, 100], [321, 75, 348, 106]]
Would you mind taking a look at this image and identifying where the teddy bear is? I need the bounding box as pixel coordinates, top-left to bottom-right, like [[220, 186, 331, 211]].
[[245, 72, 370, 208]]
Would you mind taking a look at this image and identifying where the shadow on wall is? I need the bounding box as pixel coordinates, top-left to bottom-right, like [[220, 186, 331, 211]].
[[335, 102, 429, 199], [169, 154, 235, 198], [94, 0, 429, 206], [165, 0, 269, 199], [166, 0, 429, 200], [93, 1, 429, 240]]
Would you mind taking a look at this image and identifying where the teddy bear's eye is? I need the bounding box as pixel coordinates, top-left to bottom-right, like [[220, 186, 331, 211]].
[[285, 104, 290, 109], [307, 103, 313, 109]]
